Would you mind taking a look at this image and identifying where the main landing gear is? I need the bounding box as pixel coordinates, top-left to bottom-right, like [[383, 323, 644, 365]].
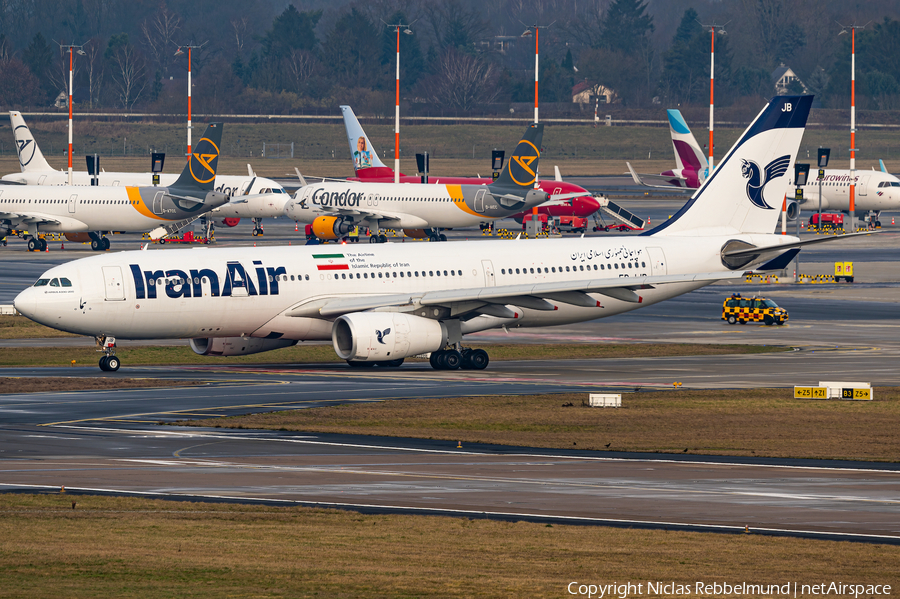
[[26, 236, 47, 252], [427, 228, 447, 242], [96, 336, 120, 371], [89, 232, 110, 251], [251, 217, 264, 236], [430, 347, 489, 370], [368, 233, 388, 244]]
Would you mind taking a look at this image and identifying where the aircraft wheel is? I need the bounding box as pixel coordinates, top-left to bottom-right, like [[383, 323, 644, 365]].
[[369, 236, 379, 244], [27, 238, 38, 252], [429, 350, 444, 369], [377, 358, 404, 368], [106, 356, 120, 371], [378, 234, 387, 243], [727, 316, 737, 325], [439, 233, 447, 241], [99, 356, 110, 371], [91, 238, 102, 251], [467, 349, 489, 370], [442, 350, 461, 370], [252, 229, 259, 236], [103, 237, 110, 250]]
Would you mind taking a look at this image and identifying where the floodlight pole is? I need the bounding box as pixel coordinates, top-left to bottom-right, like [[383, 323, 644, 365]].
[[59, 43, 86, 186], [520, 22, 554, 125], [839, 23, 866, 231], [175, 42, 206, 162], [699, 22, 727, 173], [384, 21, 415, 184]]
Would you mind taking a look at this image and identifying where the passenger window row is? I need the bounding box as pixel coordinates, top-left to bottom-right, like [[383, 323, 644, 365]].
[[332, 269, 461, 280]]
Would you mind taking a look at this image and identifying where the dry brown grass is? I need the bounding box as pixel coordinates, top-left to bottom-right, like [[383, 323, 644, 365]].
[[0, 315, 78, 339], [183, 389, 900, 462], [0, 377, 200, 394], [0, 494, 896, 598]]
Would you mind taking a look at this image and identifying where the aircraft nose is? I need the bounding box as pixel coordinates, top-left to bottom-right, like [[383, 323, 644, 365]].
[[13, 287, 37, 321], [583, 197, 602, 212]]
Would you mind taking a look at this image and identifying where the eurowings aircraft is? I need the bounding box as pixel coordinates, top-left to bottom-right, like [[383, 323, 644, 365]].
[[626, 109, 708, 190], [0, 123, 229, 251], [19, 96, 873, 373], [340, 105, 603, 224], [285, 123, 552, 242], [3, 111, 288, 235]]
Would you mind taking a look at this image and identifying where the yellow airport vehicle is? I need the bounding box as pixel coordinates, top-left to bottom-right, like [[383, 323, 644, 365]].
[[722, 293, 788, 326]]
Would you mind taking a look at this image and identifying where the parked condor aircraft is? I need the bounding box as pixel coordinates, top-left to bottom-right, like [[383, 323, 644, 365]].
[[625, 108, 900, 224], [20, 96, 873, 373], [285, 123, 553, 242], [0, 123, 229, 250], [3, 111, 288, 236], [340, 105, 605, 226]]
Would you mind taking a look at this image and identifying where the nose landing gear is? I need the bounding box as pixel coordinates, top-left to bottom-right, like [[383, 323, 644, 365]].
[[96, 335, 120, 371]]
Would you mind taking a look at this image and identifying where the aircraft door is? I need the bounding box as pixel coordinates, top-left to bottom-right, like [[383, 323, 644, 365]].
[[38, 175, 46, 185], [646, 247, 667, 276], [474, 189, 486, 213], [373, 194, 379, 206], [102, 266, 126, 301], [481, 260, 496, 287], [152, 191, 165, 215], [68, 194, 76, 213], [858, 176, 870, 196]]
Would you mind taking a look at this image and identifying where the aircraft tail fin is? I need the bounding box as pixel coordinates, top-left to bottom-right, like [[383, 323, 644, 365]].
[[170, 123, 223, 192], [648, 96, 813, 237], [340, 105, 391, 178], [10, 111, 53, 173], [491, 123, 544, 191], [667, 109, 707, 174]]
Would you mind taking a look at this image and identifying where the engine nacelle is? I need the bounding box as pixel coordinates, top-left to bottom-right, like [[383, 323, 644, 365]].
[[785, 200, 799, 220], [190, 337, 297, 356], [312, 216, 354, 240], [332, 312, 447, 362]]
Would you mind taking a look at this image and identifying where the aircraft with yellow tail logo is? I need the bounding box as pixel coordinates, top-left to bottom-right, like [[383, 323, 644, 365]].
[[284, 123, 571, 243], [0, 123, 229, 251]]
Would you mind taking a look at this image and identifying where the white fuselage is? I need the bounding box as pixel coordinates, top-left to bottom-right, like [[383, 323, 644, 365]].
[[285, 182, 538, 229], [797, 170, 900, 212], [13, 233, 784, 342]]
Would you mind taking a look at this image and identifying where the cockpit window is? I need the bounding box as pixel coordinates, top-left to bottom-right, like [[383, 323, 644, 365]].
[[892, 182, 900, 187], [60, 278, 72, 287], [33, 279, 50, 287], [50, 278, 60, 287]]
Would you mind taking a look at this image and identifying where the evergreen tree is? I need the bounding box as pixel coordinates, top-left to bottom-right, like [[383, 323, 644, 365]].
[[22, 33, 54, 99], [380, 11, 425, 90], [598, 0, 654, 54], [262, 6, 320, 61], [320, 9, 382, 90]]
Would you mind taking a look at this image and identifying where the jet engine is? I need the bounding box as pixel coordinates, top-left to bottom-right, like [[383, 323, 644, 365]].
[[785, 200, 799, 221], [210, 217, 240, 227], [332, 312, 447, 362], [312, 216, 354, 240], [189, 337, 297, 356]]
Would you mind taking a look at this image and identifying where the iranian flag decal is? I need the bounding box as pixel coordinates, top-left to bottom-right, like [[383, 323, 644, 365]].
[[313, 253, 349, 271]]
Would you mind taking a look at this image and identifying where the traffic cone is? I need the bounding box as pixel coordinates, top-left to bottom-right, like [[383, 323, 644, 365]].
[[294, 223, 298, 231], [893, 217, 895, 225], [60, 243, 65, 250]]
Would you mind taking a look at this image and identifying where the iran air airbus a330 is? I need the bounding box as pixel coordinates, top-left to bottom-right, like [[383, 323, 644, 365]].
[[284, 124, 553, 242], [3, 111, 290, 236], [0, 123, 229, 251], [17, 96, 864, 372]]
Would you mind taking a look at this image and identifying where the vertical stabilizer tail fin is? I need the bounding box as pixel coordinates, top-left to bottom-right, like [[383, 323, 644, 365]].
[[10, 111, 53, 173], [170, 123, 223, 192], [491, 123, 544, 191], [340, 105, 388, 177], [648, 96, 813, 237], [667, 109, 707, 174]]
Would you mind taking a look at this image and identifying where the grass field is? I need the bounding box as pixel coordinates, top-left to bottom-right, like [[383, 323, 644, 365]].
[[0, 376, 198, 393], [179, 388, 900, 462], [0, 494, 896, 598], [1, 120, 898, 178]]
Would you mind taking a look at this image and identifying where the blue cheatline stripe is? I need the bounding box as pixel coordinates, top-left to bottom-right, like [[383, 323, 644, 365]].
[[643, 95, 813, 237]]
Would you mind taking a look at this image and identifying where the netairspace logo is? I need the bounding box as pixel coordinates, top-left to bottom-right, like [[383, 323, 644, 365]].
[[566, 581, 892, 598]]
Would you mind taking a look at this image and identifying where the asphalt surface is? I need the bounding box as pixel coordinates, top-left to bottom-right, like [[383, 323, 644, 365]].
[[2, 217, 900, 542]]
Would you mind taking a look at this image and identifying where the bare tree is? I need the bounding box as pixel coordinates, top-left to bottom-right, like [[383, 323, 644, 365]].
[[141, 5, 181, 77], [84, 39, 104, 107], [231, 17, 253, 56], [109, 43, 147, 109], [429, 48, 499, 110], [286, 48, 318, 93]]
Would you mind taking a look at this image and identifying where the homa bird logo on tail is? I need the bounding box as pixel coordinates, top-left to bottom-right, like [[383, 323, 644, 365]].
[[741, 155, 791, 210]]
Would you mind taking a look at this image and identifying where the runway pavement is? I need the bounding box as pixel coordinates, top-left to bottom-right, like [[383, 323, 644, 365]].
[[2, 219, 900, 542]]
